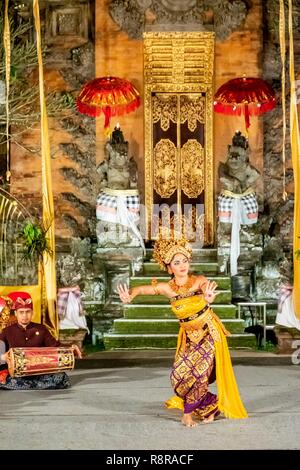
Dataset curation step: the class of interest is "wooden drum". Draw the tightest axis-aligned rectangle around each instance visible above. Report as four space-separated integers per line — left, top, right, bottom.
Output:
7 347 75 377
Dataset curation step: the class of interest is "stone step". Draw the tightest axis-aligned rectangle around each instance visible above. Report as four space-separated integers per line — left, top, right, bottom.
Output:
130 275 231 290
103 333 256 350
131 290 232 304
143 261 218 276
145 247 218 261
113 318 245 334
124 303 237 319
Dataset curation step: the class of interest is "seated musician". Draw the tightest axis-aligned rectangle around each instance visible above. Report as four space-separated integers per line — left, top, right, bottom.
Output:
0 291 82 390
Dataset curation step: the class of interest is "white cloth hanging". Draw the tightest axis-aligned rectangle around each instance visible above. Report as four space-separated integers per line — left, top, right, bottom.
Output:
218 189 258 276
57 286 89 332
96 187 145 254
276 284 300 330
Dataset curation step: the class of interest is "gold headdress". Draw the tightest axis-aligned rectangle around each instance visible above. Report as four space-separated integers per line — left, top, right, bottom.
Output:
153 235 192 271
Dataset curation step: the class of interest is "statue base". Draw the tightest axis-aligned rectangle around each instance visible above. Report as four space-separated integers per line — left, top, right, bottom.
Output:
90 247 144 339
96 228 142 249
94 246 144 283
274 326 300 355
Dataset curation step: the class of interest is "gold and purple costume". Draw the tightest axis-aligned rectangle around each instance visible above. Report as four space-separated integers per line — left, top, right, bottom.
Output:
166 291 248 420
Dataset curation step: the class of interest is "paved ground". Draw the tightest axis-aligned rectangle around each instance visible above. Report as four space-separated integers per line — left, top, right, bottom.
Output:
77 349 296 368
0 361 299 450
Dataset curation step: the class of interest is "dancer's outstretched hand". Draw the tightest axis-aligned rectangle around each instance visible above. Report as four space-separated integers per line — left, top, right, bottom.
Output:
117 284 132 303
204 280 217 302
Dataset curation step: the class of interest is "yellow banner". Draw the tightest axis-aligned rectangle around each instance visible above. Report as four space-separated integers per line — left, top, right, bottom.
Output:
288 0 300 319
32 0 58 337
279 0 287 199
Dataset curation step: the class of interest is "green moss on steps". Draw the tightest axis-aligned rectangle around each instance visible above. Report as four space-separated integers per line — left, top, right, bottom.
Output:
103 333 256 350
113 318 245 334
131 290 231 305
124 304 237 319
143 262 218 275
130 276 231 290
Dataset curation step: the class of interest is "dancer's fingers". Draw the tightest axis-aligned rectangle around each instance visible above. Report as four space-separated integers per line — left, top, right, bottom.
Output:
117 285 122 294
117 284 124 294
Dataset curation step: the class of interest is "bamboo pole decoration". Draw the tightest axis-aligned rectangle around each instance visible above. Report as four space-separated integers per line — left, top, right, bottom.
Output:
32 0 58 338
279 0 287 201
3 0 11 182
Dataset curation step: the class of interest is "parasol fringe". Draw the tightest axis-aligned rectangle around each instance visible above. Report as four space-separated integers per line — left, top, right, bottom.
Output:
77 96 141 119
214 100 276 117
76 100 102 117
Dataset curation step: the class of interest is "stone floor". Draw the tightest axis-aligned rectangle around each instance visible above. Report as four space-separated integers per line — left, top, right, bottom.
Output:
0 362 299 450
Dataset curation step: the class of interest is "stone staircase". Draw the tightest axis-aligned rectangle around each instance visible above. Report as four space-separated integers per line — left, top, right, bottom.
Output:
103 248 256 349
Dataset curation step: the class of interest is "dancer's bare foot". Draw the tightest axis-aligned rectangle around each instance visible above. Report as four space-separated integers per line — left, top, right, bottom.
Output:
181 413 198 427
203 411 217 424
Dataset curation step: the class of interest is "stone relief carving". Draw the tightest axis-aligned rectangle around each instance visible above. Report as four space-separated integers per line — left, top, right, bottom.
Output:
109 0 145 39
206 0 248 41
109 0 248 40
150 0 204 25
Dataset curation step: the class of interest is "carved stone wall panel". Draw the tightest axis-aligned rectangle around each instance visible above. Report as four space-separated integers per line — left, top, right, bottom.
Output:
46 1 90 47
8 1 96 239
109 0 248 41
181 140 204 199
153 139 177 198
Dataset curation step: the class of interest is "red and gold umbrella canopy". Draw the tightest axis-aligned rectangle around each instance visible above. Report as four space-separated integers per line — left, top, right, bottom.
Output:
76 76 141 134
214 77 276 129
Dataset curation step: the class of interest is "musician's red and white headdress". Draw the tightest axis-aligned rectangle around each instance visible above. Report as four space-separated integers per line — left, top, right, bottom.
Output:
7 291 33 311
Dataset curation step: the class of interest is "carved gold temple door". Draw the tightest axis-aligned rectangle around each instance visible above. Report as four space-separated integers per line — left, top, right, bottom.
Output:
144 32 214 245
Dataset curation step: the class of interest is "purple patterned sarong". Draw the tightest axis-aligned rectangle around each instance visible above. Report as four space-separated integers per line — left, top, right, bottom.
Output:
170 333 219 419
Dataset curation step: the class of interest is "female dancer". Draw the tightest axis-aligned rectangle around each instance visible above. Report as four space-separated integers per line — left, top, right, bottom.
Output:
117 237 248 427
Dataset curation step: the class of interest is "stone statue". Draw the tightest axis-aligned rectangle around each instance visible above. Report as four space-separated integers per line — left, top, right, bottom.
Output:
219 131 261 194
217 131 262 277
96 126 144 252
97 127 138 191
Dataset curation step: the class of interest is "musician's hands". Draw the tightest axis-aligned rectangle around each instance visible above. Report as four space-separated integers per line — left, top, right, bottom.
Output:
204 281 218 303
71 344 82 359
117 284 132 303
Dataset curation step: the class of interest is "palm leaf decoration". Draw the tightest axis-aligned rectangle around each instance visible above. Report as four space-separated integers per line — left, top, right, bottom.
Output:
20 220 53 263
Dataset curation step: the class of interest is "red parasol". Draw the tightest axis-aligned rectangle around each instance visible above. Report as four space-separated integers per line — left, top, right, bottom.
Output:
214 76 276 130
76 76 141 134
